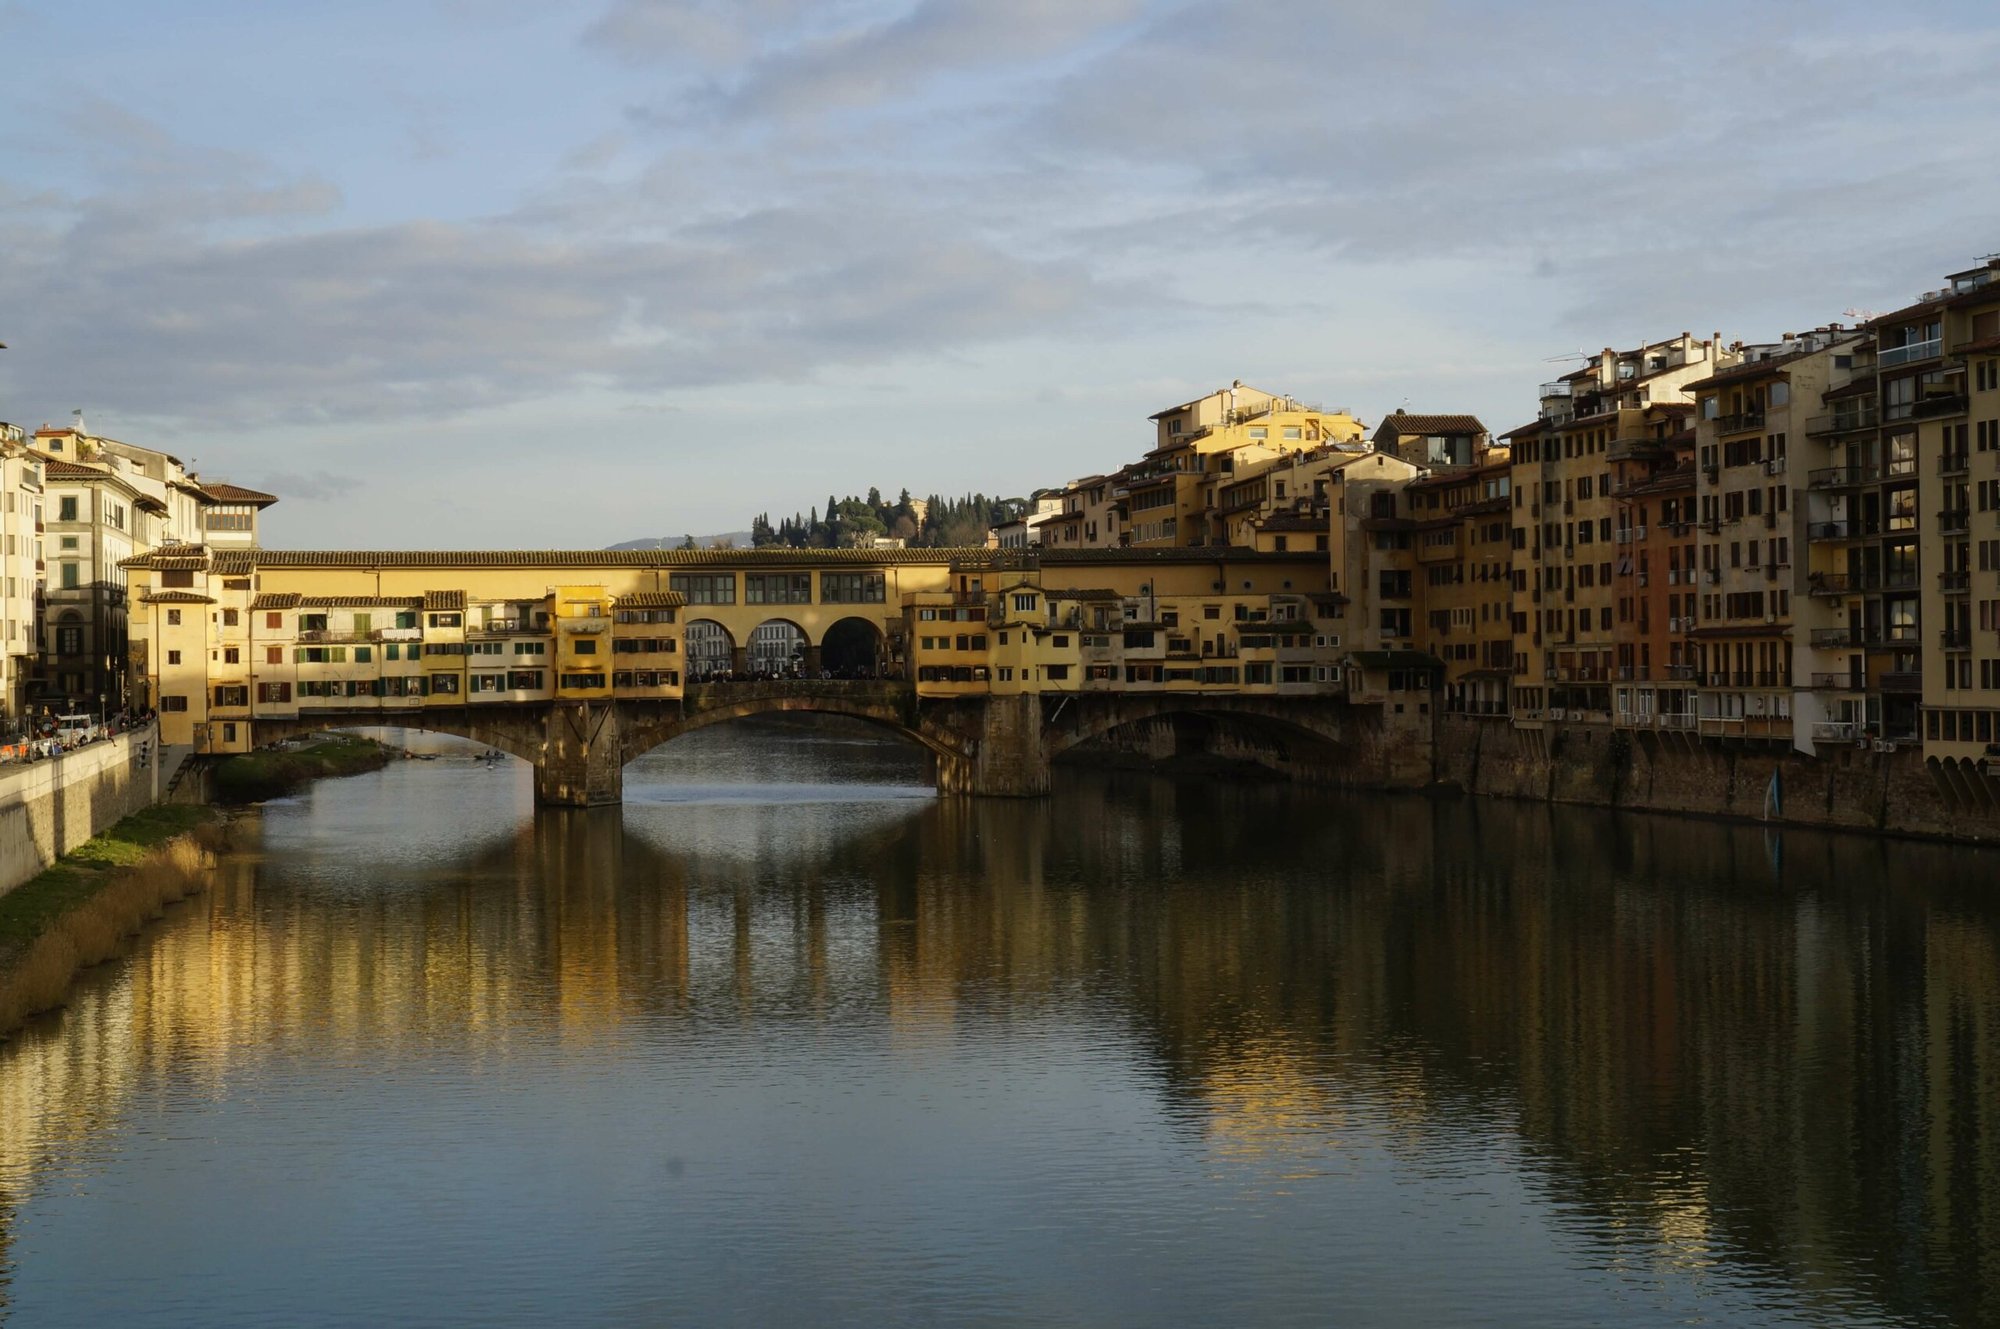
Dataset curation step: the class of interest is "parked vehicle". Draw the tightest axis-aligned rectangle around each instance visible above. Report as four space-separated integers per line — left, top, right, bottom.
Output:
54 714 103 745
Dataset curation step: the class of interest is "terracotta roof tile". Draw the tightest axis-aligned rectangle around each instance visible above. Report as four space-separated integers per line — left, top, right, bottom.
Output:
613 592 688 609
201 482 279 507
423 589 467 611
250 593 302 610
139 590 215 605
1373 412 1488 438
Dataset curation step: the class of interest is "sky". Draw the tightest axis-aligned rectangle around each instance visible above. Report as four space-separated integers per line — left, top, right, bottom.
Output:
2 0 1998 549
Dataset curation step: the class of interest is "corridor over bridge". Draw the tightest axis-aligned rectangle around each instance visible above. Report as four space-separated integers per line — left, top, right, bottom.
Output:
122 546 1435 804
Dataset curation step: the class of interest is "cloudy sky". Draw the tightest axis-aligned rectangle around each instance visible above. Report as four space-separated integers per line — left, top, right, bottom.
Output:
2 0 1997 548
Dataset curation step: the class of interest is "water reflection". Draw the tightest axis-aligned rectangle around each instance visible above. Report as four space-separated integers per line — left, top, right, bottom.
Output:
0 719 1995 1326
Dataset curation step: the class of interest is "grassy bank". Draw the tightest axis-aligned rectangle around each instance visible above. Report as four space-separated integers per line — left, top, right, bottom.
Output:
0 804 224 1038
214 733 393 803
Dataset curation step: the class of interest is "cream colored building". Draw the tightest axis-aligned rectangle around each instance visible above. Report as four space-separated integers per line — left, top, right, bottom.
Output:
30 424 275 712
0 422 43 723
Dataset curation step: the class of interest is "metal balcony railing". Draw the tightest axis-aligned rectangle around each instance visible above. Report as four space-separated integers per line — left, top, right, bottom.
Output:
1879 338 1942 368
1804 408 1879 436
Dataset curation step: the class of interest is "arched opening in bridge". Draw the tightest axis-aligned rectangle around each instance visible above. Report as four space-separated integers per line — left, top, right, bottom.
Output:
821 616 884 678
748 619 808 678
686 620 736 681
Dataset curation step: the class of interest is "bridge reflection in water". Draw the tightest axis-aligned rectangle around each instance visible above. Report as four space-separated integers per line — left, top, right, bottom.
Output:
0 729 1995 1324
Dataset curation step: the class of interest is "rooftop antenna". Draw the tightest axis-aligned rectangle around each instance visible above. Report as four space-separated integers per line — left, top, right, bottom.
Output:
1539 349 1590 362
1842 307 1883 324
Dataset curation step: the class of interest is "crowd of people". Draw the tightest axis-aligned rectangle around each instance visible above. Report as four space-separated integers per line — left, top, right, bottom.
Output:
687 663 904 685
0 707 155 765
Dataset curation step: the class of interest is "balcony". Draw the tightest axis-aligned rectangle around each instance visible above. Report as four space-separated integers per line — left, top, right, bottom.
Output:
1878 337 1943 368
1808 464 1878 488
1940 570 1970 594
1804 408 1879 437
1809 521 1863 541
1940 453 1970 477
1714 409 1767 434
1881 670 1924 692
1812 720 1859 741
559 616 613 634
1938 509 1971 535
1805 572 1853 597
297 629 382 644
1810 627 1859 648
1809 673 1862 690
1941 628 1971 650
1911 393 1969 419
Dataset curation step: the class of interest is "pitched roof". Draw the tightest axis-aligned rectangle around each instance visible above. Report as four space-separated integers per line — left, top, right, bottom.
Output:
1681 349 1815 392
250 593 302 610
200 482 279 507
37 455 107 480
212 550 256 575
1043 587 1121 601
139 590 215 605
613 592 688 608
423 589 467 611
1373 412 1487 438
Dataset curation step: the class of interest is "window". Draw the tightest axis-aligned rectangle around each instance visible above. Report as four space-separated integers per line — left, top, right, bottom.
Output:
60 562 80 589
161 695 188 712
428 612 462 628
822 573 885 604
1013 593 1038 612
744 573 812 604
429 674 460 694
266 612 283 629
222 609 239 627
514 641 545 655
59 496 78 521
166 609 181 626
257 682 291 703
266 646 283 664
670 573 737 605
223 647 240 665
573 639 597 654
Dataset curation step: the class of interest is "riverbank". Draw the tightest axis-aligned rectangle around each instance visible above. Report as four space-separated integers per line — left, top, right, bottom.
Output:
213 734 394 803
0 803 224 1039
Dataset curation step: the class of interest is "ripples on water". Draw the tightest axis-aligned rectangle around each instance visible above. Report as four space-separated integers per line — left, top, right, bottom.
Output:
1 717 1997 1327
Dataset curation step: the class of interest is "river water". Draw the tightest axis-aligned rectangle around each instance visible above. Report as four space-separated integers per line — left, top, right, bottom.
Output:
1 718 1997 1327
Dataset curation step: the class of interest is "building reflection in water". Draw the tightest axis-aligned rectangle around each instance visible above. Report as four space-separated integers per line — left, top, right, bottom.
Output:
0 728 1995 1324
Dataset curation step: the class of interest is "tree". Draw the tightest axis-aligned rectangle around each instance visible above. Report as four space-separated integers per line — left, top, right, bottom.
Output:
678 534 696 550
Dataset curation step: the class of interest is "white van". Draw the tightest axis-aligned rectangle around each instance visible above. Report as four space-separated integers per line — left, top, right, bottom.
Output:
54 714 102 745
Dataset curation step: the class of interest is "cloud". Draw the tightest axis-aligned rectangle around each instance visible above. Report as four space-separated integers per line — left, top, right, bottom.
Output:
246 469 364 502
0 125 1143 428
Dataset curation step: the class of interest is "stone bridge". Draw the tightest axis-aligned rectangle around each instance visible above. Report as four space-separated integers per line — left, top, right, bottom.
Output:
252 682 1392 806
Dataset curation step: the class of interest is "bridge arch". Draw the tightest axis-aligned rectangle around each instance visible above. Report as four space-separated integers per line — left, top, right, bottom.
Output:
821 616 885 676
249 711 548 767
685 619 736 681
746 617 810 677
1044 694 1359 765
619 683 968 768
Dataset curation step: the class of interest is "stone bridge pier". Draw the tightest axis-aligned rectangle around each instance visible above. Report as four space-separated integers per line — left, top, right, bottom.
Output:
537 700 626 807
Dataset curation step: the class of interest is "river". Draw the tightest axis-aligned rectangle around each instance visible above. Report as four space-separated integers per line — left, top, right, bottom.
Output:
0 718 1996 1327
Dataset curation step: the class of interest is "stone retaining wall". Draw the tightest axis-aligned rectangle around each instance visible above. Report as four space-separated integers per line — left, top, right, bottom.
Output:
0 724 165 897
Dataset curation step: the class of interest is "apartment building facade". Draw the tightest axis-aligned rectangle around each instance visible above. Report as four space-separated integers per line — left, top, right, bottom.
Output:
1509 334 1735 723
0 422 43 724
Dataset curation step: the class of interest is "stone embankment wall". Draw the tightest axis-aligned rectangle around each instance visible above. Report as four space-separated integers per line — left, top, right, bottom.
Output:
1059 707 1426 788
1434 716 2000 842
0 725 165 897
